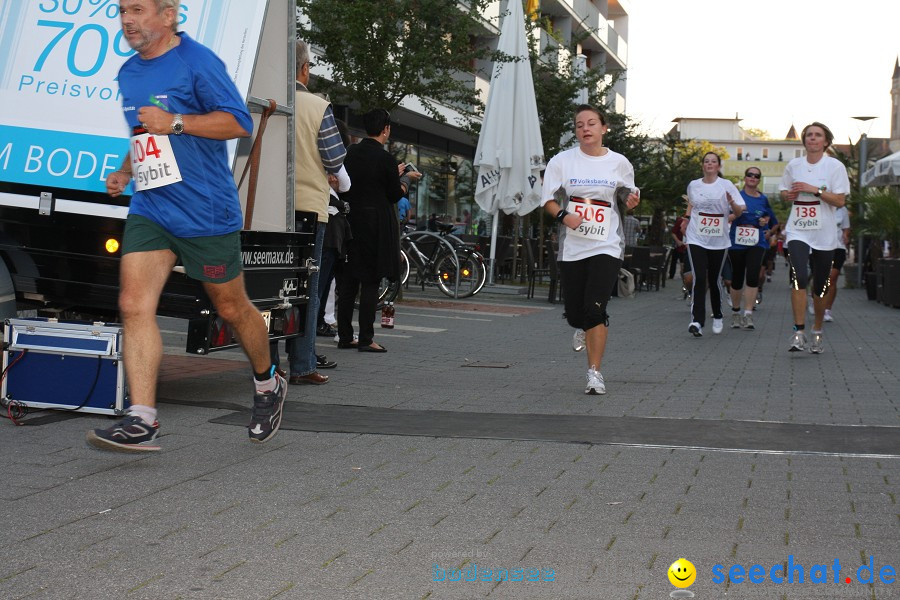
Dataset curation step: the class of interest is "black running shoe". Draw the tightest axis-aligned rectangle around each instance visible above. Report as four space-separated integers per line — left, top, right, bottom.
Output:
86 415 161 453
316 323 337 337
249 372 287 443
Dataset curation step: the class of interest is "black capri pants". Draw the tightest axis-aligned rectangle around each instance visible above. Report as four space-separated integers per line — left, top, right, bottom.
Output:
686 245 727 326
560 253 622 331
787 240 833 298
728 246 766 290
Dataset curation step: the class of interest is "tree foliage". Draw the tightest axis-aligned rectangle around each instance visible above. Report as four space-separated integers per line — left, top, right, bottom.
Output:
525 14 615 160
296 0 500 123
743 127 770 140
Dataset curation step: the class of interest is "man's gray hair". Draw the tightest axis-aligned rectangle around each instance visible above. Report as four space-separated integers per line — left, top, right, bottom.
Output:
153 0 179 32
296 40 310 74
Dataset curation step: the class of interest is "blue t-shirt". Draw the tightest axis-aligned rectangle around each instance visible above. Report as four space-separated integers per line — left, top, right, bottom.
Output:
118 33 253 237
729 190 778 250
397 197 411 221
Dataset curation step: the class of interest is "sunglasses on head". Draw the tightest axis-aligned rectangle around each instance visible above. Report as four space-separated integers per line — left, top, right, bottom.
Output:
745 172 761 179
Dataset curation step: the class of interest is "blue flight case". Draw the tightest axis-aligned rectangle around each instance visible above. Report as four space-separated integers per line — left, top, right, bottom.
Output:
2 318 128 416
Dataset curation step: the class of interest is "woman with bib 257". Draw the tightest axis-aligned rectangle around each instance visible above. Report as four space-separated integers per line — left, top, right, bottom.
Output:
727 166 777 330
778 122 849 354
541 105 640 396
684 152 745 337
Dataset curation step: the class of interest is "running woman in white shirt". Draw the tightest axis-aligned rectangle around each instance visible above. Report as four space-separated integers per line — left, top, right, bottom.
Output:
684 152 745 336
779 122 850 353
541 104 640 395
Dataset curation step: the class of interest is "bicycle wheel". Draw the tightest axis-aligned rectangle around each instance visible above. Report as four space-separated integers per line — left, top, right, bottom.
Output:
435 249 486 298
373 250 409 309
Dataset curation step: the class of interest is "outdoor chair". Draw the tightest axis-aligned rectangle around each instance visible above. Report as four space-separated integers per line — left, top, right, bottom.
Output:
525 238 551 299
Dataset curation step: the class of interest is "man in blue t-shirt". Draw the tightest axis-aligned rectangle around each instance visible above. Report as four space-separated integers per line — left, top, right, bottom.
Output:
87 0 286 453
397 196 412 225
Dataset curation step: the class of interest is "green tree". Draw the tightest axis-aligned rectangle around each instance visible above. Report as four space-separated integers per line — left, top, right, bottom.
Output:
525 13 615 160
743 127 770 140
296 0 502 123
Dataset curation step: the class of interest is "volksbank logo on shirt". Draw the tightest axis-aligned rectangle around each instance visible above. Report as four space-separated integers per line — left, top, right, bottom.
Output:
569 177 616 188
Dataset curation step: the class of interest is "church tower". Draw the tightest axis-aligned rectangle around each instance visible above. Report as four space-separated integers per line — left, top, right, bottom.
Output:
892 57 900 152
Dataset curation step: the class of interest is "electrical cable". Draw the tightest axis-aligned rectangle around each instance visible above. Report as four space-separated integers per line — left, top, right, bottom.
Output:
1 349 29 425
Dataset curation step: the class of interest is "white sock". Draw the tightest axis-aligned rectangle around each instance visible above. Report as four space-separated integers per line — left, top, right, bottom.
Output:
254 376 277 394
128 405 157 425
744 310 753 316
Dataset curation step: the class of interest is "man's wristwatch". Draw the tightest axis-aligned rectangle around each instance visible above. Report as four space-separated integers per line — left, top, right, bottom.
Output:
814 185 826 198
171 113 184 135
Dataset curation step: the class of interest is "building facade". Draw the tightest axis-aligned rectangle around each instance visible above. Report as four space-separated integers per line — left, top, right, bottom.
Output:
891 57 900 153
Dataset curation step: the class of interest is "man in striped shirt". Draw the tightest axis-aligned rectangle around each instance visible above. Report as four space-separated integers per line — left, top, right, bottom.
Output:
284 40 347 385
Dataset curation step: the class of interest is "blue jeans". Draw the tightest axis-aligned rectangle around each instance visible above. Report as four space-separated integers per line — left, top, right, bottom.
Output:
288 222 325 376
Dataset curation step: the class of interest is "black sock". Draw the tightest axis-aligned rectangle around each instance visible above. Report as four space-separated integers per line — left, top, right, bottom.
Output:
793 324 805 331
254 365 275 381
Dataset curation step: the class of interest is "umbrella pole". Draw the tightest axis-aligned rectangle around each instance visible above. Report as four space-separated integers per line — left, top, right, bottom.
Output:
488 211 499 285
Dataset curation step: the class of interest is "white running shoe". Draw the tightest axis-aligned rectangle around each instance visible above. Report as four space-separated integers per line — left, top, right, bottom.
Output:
741 313 754 330
809 331 824 354
807 299 815 315
789 330 807 352
712 318 724 334
572 328 586 352
731 313 741 328
823 310 833 322
689 322 702 337
585 367 606 395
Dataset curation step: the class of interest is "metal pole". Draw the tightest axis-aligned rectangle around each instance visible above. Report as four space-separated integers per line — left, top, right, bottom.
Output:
488 211 499 285
857 133 867 289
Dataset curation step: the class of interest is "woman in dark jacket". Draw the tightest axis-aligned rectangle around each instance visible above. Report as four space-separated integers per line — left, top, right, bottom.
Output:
337 109 418 352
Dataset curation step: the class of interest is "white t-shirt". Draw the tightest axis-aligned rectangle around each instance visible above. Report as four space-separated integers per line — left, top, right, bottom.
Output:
779 155 851 250
540 147 636 262
833 206 851 250
685 178 746 250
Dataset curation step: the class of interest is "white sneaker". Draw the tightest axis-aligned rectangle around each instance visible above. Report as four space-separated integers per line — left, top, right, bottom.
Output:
731 313 741 328
741 313 754 330
712 318 724 334
689 322 702 337
823 310 833 323
572 329 586 352
585 367 606 395
789 330 807 352
807 299 815 315
809 331 824 354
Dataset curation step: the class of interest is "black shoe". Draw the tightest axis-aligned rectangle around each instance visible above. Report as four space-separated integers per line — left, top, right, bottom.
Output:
86 415 161 453
316 324 337 337
316 354 337 369
249 372 287 443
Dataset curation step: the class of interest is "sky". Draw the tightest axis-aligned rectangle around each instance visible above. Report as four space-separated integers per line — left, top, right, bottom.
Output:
624 0 900 144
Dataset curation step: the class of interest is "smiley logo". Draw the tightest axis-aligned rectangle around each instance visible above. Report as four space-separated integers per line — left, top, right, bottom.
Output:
668 558 696 588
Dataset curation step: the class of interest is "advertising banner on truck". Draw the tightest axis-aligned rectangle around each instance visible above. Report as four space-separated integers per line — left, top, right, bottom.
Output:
0 0 267 196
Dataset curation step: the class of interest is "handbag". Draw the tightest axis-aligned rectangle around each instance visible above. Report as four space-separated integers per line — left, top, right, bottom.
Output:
618 268 635 298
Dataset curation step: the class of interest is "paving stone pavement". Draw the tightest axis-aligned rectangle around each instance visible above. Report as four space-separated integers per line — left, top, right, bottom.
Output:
0 270 898 599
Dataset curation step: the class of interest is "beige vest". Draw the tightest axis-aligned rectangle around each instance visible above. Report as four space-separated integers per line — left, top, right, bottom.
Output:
294 89 331 222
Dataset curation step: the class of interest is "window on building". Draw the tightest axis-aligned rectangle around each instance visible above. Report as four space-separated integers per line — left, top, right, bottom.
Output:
795 149 802 158
737 147 743 161
762 148 769 159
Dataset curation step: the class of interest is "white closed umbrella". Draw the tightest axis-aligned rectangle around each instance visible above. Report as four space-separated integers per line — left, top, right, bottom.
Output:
863 150 900 187
474 0 545 284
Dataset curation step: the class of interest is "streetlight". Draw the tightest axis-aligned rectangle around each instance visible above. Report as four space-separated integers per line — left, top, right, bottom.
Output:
852 116 876 289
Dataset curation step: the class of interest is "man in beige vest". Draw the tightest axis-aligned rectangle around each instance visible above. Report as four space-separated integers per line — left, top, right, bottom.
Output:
285 40 346 384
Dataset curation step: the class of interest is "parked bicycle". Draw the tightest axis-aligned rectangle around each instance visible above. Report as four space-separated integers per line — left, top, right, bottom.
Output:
375 223 487 305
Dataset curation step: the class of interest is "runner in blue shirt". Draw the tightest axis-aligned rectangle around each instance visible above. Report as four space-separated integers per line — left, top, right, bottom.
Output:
87 0 286 452
727 167 777 329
